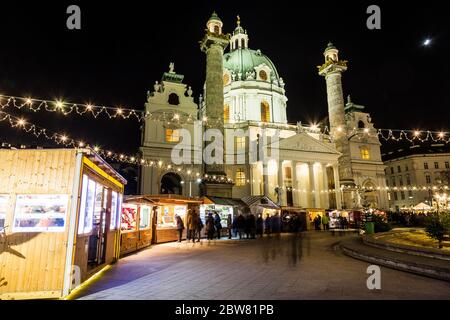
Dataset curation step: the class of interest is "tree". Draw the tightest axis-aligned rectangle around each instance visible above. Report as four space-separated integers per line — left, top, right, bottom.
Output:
425 212 450 249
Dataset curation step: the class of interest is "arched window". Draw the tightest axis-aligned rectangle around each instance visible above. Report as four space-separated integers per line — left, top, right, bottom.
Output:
260 101 270 122
358 120 365 129
241 38 245 48
259 70 268 81
214 25 220 34
224 104 230 123
235 169 245 186
235 39 239 49
168 93 179 105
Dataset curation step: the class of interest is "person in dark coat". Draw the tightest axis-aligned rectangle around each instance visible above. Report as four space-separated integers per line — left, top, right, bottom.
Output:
264 214 272 235
205 212 215 240
214 212 222 239
256 214 264 238
247 213 256 239
236 214 246 239
227 213 232 239
175 214 184 242
272 213 281 233
196 214 204 242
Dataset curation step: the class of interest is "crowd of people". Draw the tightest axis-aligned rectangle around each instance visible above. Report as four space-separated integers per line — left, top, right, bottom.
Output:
175 210 286 242
312 214 349 230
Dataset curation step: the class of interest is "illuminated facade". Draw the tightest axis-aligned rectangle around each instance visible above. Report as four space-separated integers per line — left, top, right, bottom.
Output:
140 13 388 210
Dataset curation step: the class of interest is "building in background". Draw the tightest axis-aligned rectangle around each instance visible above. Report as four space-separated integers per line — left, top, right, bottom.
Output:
383 144 450 211
140 13 388 210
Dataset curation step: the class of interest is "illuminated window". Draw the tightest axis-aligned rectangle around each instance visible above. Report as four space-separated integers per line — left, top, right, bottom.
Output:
224 104 230 123
236 169 246 186
261 101 270 122
165 129 180 142
259 70 268 81
236 136 245 149
360 147 370 160
387 193 391 201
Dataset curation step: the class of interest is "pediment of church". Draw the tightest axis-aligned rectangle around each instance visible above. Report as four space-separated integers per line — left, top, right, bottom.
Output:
272 132 341 155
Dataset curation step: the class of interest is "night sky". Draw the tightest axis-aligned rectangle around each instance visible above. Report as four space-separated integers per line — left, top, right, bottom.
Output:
0 1 448 156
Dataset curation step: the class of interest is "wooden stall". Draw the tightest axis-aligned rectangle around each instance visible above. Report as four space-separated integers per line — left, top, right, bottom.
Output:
0 148 126 299
119 196 155 256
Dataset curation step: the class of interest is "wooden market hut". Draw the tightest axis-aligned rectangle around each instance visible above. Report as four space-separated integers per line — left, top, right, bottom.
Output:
0 148 126 299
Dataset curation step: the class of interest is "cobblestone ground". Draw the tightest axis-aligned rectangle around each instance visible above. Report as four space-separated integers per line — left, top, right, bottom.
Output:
74 232 450 300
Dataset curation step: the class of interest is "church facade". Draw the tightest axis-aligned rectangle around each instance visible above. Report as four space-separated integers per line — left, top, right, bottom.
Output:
140 13 388 210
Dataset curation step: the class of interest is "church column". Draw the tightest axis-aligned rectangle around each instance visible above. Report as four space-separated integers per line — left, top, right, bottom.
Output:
278 161 285 206
308 162 316 208
333 163 343 209
249 164 254 195
291 161 299 206
322 163 330 209
263 162 269 196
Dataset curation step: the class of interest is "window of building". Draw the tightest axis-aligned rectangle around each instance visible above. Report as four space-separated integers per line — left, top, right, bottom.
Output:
393 192 398 201
224 104 230 123
241 38 245 48
214 25 220 34
168 93 180 105
284 167 292 180
235 39 239 49
405 164 409 171
358 120 365 129
390 167 394 174
446 161 450 169
260 101 270 122
236 136 245 149
397 165 401 173
236 169 246 187
424 162 428 169
400 191 405 200
426 174 431 184
386 179 389 187
399 176 403 186
406 175 411 185
259 70 268 81
165 129 180 142
360 147 370 160
387 193 391 201
434 162 439 169
408 190 413 198
391 177 396 187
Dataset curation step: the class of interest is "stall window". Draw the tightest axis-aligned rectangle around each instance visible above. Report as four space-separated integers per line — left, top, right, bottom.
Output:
0 195 8 229
110 191 121 229
12 194 68 233
139 206 151 229
78 175 96 234
157 205 187 228
121 204 138 232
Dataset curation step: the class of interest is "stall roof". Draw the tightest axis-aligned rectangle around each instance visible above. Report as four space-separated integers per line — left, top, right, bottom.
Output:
203 196 248 207
241 196 280 209
126 194 203 205
81 148 127 185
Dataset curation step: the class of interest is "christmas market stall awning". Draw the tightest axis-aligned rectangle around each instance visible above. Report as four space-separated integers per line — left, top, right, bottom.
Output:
241 196 280 210
412 202 433 211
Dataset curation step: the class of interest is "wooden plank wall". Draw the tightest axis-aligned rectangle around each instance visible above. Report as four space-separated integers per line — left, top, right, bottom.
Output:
0 149 77 299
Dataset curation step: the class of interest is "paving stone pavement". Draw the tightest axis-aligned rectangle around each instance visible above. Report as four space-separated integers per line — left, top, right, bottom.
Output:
73 232 450 300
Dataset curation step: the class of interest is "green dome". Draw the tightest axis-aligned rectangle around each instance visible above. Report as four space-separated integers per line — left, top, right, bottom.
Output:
223 48 280 81
208 11 222 22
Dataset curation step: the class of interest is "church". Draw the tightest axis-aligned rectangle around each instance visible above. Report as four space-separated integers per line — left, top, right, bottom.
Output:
140 12 388 211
